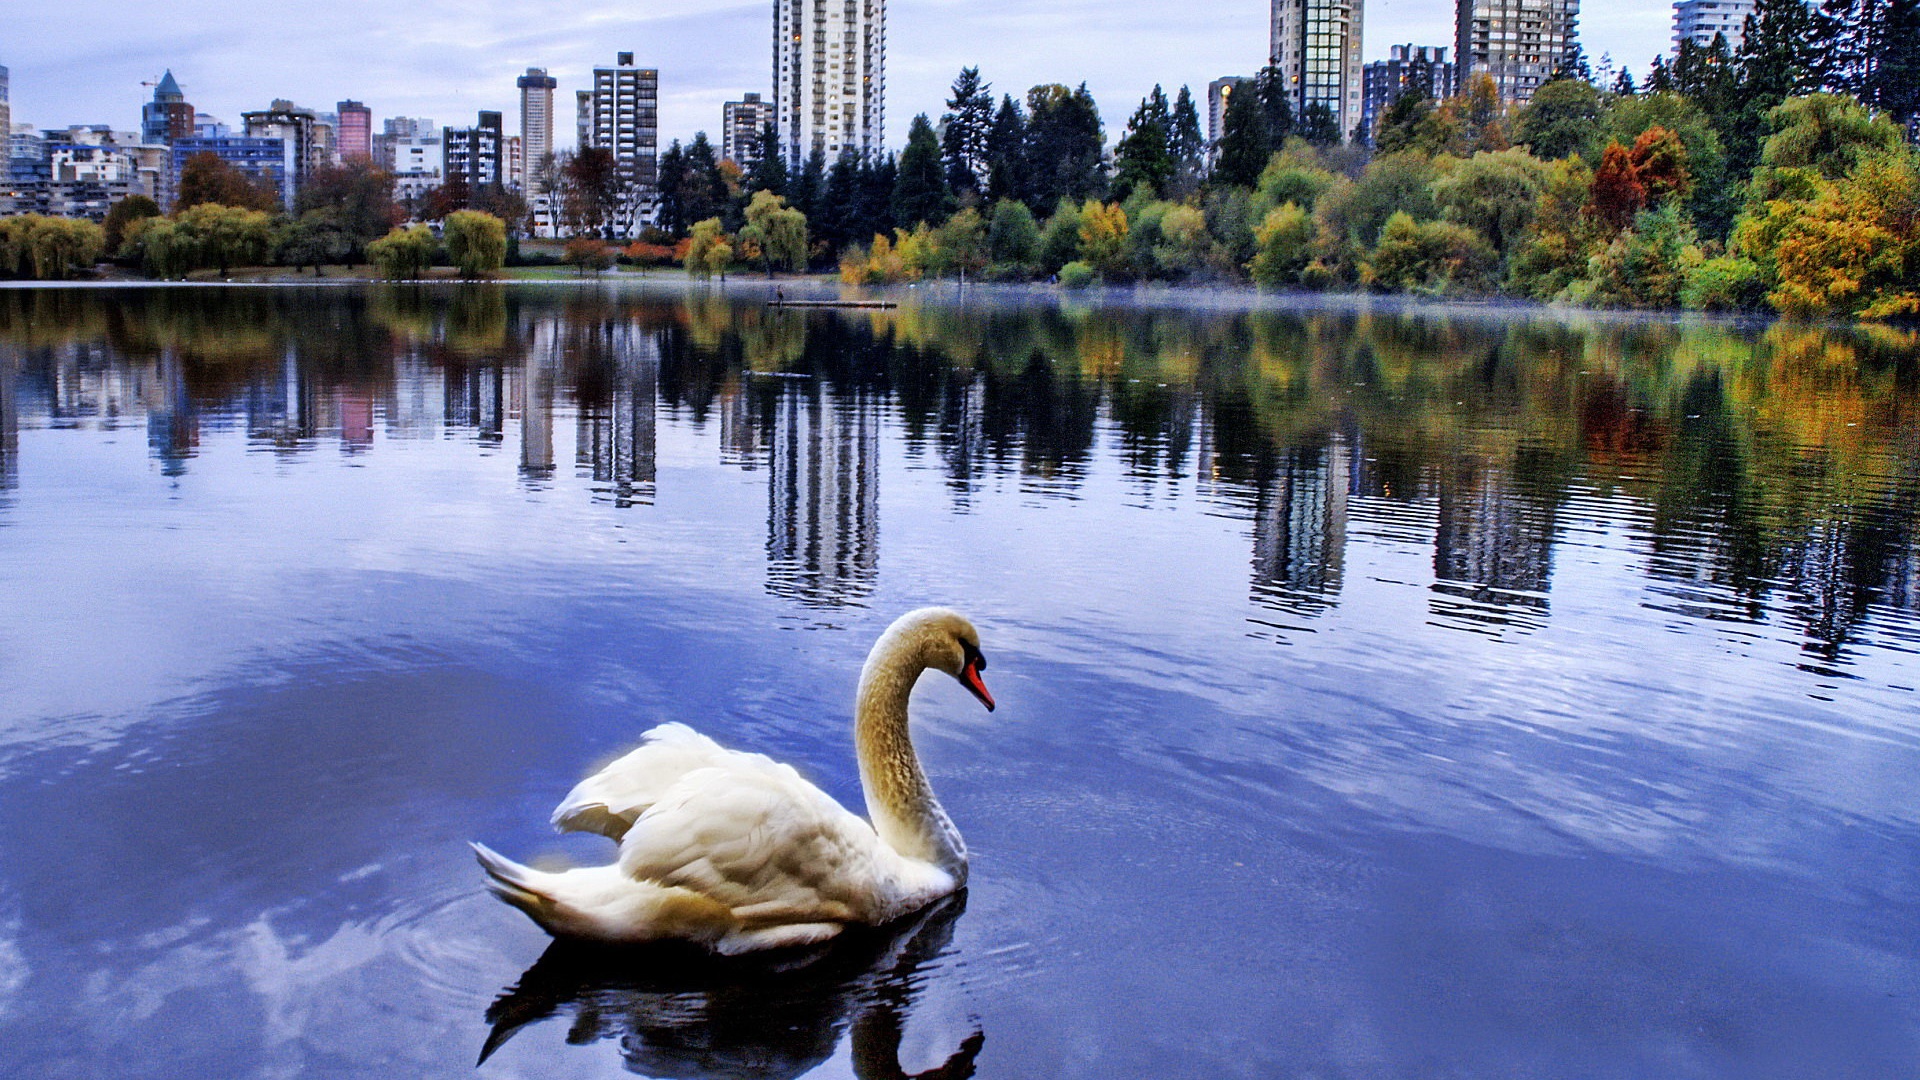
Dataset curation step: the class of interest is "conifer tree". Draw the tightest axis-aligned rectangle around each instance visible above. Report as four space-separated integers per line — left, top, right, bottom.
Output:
985 95 1029 205
1114 86 1175 197
1169 86 1206 193
941 67 995 198
1214 82 1269 187
745 124 788 198
893 114 950 227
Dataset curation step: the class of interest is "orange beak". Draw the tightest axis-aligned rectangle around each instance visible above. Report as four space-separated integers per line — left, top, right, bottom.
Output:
960 658 995 712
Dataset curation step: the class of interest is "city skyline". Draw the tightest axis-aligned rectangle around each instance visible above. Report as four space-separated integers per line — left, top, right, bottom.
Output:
11 0 1673 154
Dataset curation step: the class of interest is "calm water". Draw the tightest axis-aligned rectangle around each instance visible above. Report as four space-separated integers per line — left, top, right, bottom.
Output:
1 284 1918 1079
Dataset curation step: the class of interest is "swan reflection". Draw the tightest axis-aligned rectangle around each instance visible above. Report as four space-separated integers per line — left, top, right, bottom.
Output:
479 894 981 1079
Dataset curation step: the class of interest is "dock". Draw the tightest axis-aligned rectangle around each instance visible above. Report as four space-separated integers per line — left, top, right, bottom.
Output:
766 300 898 309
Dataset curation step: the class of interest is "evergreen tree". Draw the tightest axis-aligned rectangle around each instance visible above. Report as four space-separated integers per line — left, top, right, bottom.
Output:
1729 0 1828 175
1114 85 1175 197
820 149 863 247
893 114 951 227
862 154 899 238
1644 57 1669 94
1516 77 1603 160
1024 83 1106 207
1214 82 1270 187
1299 103 1342 147
791 149 827 224
985 94 1029 204
678 133 727 231
1822 0 1920 125
654 141 689 235
1169 86 1206 193
745 123 788 198
1374 90 1434 154
1253 65 1295 147
940 67 995 199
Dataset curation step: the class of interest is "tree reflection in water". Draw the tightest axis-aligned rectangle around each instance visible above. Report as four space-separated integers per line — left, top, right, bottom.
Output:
479 895 981 1080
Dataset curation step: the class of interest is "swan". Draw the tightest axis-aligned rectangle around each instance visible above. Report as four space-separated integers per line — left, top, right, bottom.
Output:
472 607 995 954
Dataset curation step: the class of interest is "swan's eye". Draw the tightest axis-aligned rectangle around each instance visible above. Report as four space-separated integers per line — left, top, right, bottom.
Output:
964 643 986 671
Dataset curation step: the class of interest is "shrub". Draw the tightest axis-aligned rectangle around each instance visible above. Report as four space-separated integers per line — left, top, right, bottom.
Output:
1248 203 1314 287
1367 211 1498 294
562 238 616 274
1057 260 1096 288
1681 255 1768 311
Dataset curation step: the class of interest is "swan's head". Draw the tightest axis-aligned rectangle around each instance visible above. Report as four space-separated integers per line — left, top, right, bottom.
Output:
881 607 995 712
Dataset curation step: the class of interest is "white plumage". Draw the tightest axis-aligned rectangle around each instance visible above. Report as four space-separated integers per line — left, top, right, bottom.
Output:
474 608 996 954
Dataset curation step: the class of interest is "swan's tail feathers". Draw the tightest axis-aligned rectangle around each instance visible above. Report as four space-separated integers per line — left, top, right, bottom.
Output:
471 842 561 927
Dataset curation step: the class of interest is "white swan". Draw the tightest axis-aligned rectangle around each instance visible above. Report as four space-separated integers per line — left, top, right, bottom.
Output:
473 607 995 954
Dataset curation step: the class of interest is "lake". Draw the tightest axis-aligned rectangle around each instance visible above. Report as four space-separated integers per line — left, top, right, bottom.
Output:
1 282 1917 1079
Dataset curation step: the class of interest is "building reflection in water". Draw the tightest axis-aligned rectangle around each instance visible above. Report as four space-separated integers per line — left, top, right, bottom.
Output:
145 352 198 477
1432 453 1559 632
519 321 556 484
246 346 318 452
572 322 658 509
0 352 17 508
1250 435 1352 617
766 380 880 608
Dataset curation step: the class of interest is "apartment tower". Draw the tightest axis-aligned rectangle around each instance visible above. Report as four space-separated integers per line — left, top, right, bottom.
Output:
1455 0 1581 105
517 67 557 189
587 52 659 231
773 0 887 167
335 100 372 160
1 65 13 148
142 72 195 145
723 92 776 166
1673 0 1755 50
1271 0 1365 142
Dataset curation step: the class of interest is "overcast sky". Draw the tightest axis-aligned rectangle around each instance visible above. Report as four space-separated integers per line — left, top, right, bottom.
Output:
5 0 1673 149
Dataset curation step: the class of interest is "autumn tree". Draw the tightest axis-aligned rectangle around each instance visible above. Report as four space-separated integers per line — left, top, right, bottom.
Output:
1587 142 1648 233
739 190 809 274
443 210 506 277
175 152 280 213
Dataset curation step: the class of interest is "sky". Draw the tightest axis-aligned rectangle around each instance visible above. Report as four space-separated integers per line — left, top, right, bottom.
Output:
5 0 1674 150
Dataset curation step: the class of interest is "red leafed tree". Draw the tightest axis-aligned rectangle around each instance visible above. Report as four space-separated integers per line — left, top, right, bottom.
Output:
1629 125 1692 207
1587 142 1647 232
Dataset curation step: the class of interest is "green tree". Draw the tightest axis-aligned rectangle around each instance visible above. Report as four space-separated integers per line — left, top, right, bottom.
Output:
745 124 789 198
1213 85 1269 188
366 224 435 279
932 207 990 279
295 159 400 256
683 217 733 280
739 190 809 274
1367 211 1498 294
1036 197 1084 273
1024 83 1106 207
444 210 507 277
1114 85 1175 198
1153 203 1212 278
1432 147 1552 259
1373 91 1433 155
941 67 995 198
1168 86 1207 195
1248 202 1313 286
275 209 353 274
985 94 1029 204
986 198 1040 275
1297 103 1341 147
103 195 161 258
176 202 272 274
0 216 106 280
893 114 951 227
1515 77 1603 161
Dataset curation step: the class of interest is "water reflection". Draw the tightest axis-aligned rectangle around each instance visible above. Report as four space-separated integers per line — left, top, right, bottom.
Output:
1 287 1917 665
480 895 980 1079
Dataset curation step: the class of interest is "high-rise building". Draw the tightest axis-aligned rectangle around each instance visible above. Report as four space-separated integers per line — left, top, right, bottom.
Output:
1361 44 1455 143
1206 76 1251 151
1 65 13 149
381 120 440 206
576 90 592 152
335 100 372 160
722 92 775 166
142 71 195 145
516 67 557 189
1271 0 1365 142
1455 0 1580 105
165 136 292 211
586 53 659 231
443 110 503 190
242 100 332 190
1673 0 1754 50
773 0 887 167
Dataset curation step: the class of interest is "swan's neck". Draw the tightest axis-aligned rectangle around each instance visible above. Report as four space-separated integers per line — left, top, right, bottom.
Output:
855 648 967 882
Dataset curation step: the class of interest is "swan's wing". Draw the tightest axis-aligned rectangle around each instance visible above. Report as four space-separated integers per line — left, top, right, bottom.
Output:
614 757 931 926
551 723 737 840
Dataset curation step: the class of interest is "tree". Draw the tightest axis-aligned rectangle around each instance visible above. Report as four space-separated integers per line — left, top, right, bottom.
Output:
932 207 990 279
0 216 105 280
1298 103 1341 147
563 147 624 238
1114 86 1175 197
745 124 789 198
893 114 951 227
1249 202 1313 286
985 95 1029 204
1024 83 1106 208
1431 147 1552 258
1755 148 1920 318
739 190 809 274
683 217 733 279
1515 77 1603 160
1822 0 1920 124
1169 86 1207 195
176 202 271 274
1076 199 1130 278
1367 211 1498 294
295 159 400 255
1253 65 1295 146
562 237 616 274
444 210 507 277
1373 91 1433 155
1213 85 1270 188
791 149 827 224
1628 125 1693 206
366 224 435 279
1587 142 1647 232
987 198 1040 273
175 152 280 213
422 170 472 221
1727 0 1827 175
275 209 353 274
102 195 160 257
941 67 995 198
679 133 729 231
